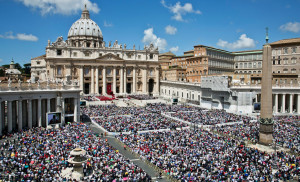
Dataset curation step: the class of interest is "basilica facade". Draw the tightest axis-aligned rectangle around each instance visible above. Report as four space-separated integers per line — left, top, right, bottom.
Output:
31 6 160 96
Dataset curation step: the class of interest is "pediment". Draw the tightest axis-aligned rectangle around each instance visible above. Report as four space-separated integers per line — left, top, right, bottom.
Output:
96 53 123 61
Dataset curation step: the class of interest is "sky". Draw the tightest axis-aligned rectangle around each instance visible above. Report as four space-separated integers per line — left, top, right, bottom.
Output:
0 0 300 66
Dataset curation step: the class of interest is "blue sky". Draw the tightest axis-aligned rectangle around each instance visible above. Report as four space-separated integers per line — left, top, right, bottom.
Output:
0 0 300 65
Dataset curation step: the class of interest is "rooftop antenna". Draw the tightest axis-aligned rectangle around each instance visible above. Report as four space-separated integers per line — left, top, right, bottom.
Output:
265 27 269 44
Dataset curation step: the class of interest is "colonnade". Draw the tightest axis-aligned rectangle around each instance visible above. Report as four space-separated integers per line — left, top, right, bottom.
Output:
255 93 300 113
0 94 80 136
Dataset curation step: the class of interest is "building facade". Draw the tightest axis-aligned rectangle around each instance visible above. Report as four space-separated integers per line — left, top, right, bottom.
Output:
32 6 160 96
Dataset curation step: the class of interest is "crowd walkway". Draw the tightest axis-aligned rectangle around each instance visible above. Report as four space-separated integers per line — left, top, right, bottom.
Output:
89 123 171 182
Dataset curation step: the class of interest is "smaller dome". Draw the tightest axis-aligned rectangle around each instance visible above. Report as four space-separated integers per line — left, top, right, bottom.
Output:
68 6 103 39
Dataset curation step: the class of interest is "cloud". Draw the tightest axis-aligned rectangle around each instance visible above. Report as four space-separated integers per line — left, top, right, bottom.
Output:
217 34 256 50
17 0 100 15
0 59 2 63
104 21 113 27
165 25 177 35
0 32 38 42
280 22 300 33
142 28 167 51
170 46 179 52
161 0 201 21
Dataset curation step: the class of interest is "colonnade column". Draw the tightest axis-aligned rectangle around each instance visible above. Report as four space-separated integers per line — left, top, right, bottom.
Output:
38 98 42 127
120 67 124 94
282 94 286 113
95 67 99 94
133 67 136 93
7 101 12 133
289 94 293 113
1 102 4 134
61 98 65 125
0 102 2 136
155 67 160 94
297 94 300 114
47 98 51 114
28 100 32 129
102 66 106 95
18 100 22 131
124 68 127 94
91 66 94 94
113 67 116 94
74 97 78 122
79 66 84 92
22 101 27 128
274 94 278 113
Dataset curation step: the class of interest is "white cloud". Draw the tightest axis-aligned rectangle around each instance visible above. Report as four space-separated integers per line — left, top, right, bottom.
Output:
170 46 179 52
161 0 201 21
280 22 300 33
0 32 38 42
165 25 177 35
104 21 113 27
142 28 167 51
17 0 100 15
217 34 256 50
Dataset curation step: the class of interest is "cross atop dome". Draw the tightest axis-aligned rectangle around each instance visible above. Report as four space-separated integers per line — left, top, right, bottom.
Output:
81 4 90 19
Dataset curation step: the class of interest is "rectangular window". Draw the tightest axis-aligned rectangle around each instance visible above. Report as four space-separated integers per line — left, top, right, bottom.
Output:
150 54 153 59
84 52 90 57
292 47 296 53
73 52 77 57
57 66 62 75
57 49 62 56
138 55 141 59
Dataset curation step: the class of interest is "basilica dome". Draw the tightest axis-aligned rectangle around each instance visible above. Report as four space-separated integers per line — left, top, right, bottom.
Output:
68 6 103 40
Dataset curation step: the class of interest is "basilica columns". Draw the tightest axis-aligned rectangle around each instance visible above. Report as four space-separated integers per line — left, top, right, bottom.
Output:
113 67 117 94
91 66 95 94
79 66 84 92
133 67 136 93
124 68 127 94
102 66 106 95
142 68 147 93
120 67 124 94
95 67 99 94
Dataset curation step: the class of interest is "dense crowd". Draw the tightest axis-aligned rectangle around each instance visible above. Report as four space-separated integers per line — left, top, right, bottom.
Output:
213 116 300 154
81 105 187 132
118 129 300 181
82 96 98 101
0 123 151 181
128 95 157 100
94 113 187 132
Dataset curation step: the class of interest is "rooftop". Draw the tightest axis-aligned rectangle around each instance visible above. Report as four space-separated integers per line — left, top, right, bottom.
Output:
270 37 300 45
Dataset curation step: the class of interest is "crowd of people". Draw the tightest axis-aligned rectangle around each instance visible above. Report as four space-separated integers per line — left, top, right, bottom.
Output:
0 123 151 181
81 105 187 132
118 129 300 181
128 95 157 100
82 96 99 101
212 116 300 154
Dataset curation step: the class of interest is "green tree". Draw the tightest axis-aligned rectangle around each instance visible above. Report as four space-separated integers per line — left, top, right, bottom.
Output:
23 63 31 75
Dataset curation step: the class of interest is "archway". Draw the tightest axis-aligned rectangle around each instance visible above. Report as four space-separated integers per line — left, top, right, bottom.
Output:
126 83 131 94
148 79 154 94
84 83 90 94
